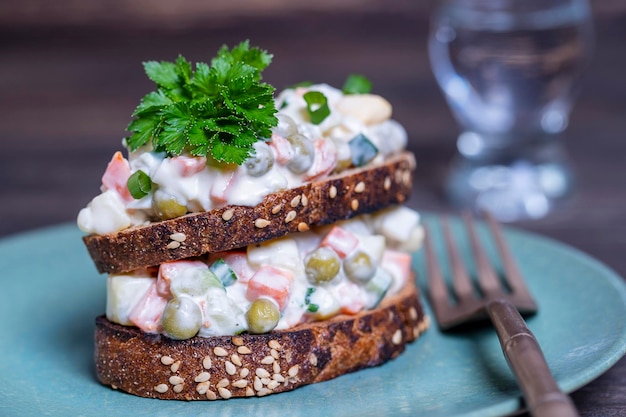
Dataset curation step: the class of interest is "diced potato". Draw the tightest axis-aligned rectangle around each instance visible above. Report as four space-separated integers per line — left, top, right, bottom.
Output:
247 236 301 273
106 274 154 326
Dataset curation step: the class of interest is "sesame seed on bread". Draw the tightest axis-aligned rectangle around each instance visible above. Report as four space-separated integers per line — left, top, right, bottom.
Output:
94 277 428 400
83 151 416 275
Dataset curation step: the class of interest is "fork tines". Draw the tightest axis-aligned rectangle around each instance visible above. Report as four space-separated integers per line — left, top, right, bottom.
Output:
424 211 538 330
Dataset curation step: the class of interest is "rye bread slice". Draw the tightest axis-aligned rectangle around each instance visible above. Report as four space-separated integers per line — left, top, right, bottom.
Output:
94 277 428 400
84 151 416 274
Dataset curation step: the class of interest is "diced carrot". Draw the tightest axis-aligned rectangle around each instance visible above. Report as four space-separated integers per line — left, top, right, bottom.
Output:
156 260 207 297
101 151 132 202
129 282 168 333
246 266 293 310
336 281 365 315
208 250 255 283
170 155 207 177
210 170 236 205
381 249 412 288
269 133 292 165
320 226 359 259
303 138 337 181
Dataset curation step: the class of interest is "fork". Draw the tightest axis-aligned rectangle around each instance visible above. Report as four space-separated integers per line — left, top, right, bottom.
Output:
423 212 579 417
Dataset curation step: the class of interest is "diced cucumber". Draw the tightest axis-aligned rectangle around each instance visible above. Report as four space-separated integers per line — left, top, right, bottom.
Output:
364 268 393 309
210 258 238 287
349 133 378 167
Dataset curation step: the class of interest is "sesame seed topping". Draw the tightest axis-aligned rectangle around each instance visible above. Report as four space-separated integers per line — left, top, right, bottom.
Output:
273 373 285 383
329 185 337 199
237 346 252 355
309 353 318 366
173 384 184 393
261 377 271 386
245 387 255 397
354 181 365 193
290 195 301 207
160 355 174 366
254 376 263 391
270 349 279 359
297 222 309 232
231 336 244 346
240 368 250 378
271 203 283 214
169 232 186 242
154 384 169 393
214 347 229 357
268 340 282 350
217 378 230 388
196 381 210 395
202 355 212 369
351 199 359 211
267 380 280 390
301 194 309 206
256 368 271 379
403 170 411 186
395 169 403 183
206 390 217 400
288 365 300 377
222 209 234 221
169 376 184 385
232 379 248 388
392 329 403 345
257 388 272 397
170 360 181 373
166 241 181 249
284 210 297 223
231 354 242 367
218 387 232 399
409 307 418 320
225 361 237 375
255 218 271 228
261 356 275 365
273 362 281 374
194 372 211 383
384 176 392 190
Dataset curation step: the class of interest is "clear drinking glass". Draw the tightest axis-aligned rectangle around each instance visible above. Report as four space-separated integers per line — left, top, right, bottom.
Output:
429 0 594 221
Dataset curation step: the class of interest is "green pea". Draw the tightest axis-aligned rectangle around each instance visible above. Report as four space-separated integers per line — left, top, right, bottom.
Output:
344 250 376 283
161 297 202 340
244 142 274 177
286 134 314 174
305 247 341 285
246 298 280 334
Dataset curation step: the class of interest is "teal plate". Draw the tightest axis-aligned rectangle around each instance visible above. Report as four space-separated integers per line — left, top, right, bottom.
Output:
1 219 626 417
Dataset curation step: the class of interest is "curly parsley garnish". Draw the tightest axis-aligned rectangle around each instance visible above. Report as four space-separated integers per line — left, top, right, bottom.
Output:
125 40 278 165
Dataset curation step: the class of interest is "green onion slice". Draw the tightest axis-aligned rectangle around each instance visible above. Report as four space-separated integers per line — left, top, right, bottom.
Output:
127 169 152 199
303 91 330 125
342 74 372 95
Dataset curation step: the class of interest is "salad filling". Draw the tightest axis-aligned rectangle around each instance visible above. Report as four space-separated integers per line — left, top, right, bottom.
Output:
106 208 423 339
77 44 407 236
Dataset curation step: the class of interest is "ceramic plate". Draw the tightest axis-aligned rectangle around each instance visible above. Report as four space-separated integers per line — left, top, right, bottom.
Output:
1 219 625 417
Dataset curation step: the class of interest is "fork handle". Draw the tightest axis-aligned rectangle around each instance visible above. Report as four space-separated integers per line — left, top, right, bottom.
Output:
486 299 580 417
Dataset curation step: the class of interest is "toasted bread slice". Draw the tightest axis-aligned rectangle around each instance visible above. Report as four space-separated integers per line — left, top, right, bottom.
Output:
84 151 415 274
94 277 428 400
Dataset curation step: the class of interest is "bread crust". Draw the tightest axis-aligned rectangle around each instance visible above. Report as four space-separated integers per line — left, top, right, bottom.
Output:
83 151 416 274
94 278 428 400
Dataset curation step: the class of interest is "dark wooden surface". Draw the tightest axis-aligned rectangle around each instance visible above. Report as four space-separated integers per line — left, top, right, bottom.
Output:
1 8 625 416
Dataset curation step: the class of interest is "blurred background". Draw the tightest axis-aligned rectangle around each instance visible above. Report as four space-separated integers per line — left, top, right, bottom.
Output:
1 1 625 413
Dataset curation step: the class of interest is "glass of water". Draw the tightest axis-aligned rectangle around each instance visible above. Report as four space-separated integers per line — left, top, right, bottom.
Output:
429 0 594 221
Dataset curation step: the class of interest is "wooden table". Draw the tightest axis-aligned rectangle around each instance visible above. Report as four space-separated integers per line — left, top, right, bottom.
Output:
1 9 625 416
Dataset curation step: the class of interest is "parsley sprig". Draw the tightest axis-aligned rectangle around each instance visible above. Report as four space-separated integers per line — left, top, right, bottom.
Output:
125 41 278 165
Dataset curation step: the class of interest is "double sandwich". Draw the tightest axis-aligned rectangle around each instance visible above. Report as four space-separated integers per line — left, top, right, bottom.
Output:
78 41 428 400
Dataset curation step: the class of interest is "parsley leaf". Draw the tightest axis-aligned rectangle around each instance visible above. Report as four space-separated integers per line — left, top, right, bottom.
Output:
126 40 278 165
